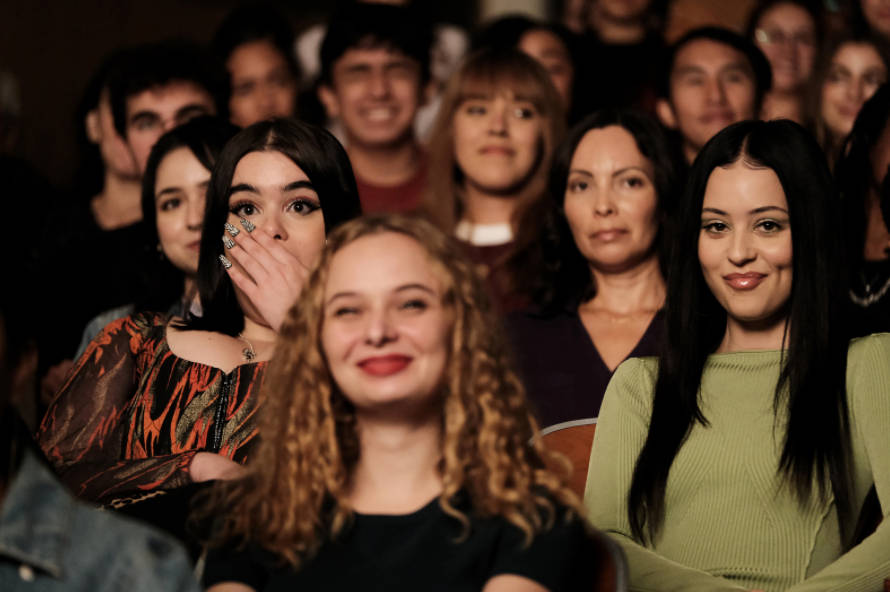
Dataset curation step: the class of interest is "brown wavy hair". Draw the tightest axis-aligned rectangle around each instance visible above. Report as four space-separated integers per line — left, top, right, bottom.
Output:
422 47 565 233
202 214 579 567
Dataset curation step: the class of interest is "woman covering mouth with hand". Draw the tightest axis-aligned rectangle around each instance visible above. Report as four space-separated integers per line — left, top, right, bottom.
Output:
585 120 890 591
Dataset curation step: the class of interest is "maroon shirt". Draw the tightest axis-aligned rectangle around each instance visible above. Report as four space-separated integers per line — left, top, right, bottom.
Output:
354 156 427 214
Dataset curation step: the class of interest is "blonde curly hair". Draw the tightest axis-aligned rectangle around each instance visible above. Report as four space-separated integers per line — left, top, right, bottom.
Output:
204 214 579 567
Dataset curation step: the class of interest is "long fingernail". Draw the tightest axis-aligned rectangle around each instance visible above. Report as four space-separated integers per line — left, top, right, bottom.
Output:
224 222 240 237
219 254 233 269
239 217 256 233
222 236 235 249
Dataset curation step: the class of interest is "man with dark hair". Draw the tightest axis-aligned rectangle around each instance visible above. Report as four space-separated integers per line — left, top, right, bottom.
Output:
317 3 433 213
108 41 228 173
655 27 772 163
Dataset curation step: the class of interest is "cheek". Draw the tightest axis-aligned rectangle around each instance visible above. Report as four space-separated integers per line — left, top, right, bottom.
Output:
563 195 589 238
286 217 327 267
155 214 182 246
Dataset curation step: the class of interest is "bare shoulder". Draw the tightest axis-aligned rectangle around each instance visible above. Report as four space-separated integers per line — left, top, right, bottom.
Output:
206 583 256 592
482 574 550 592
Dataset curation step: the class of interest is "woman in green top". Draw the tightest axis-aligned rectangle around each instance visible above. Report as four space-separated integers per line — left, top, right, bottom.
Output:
585 119 890 591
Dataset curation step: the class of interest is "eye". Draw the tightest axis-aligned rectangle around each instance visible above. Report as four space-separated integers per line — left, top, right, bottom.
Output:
288 198 321 216
622 176 646 189
702 220 729 234
399 298 428 312
464 103 487 116
567 179 588 192
512 106 536 119
756 219 785 233
230 201 257 217
158 197 182 212
332 306 360 318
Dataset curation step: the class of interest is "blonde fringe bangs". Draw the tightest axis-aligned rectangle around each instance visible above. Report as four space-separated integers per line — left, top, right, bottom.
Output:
201 215 580 567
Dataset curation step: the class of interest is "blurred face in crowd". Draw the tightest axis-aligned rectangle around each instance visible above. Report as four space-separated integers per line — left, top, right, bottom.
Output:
453 91 544 197
820 42 887 143
657 39 758 162
564 125 659 274
319 46 425 150
227 39 298 128
125 81 216 174
517 29 574 109
153 147 209 276
86 91 139 180
861 0 890 38
321 232 452 419
753 2 817 92
698 162 793 334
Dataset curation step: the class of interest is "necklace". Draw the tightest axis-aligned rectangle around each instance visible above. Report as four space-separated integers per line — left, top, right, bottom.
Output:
237 332 256 362
850 265 890 308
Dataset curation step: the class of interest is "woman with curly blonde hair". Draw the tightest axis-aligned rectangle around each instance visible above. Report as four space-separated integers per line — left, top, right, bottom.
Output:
202 214 596 592
423 47 565 312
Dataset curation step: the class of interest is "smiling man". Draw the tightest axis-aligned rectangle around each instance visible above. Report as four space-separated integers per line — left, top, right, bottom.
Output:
656 27 772 163
318 4 433 213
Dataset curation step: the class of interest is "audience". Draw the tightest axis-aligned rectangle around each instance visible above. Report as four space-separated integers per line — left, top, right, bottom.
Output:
317 3 433 213
201 214 598 591
508 109 680 432
655 27 772 163
811 32 889 167
747 0 821 122
586 120 890 591
37 119 361 545
16 2 890 587
212 3 300 128
424 47 564 313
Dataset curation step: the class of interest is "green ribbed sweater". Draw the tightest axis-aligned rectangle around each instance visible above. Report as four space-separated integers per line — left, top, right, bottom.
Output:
584 333 890 592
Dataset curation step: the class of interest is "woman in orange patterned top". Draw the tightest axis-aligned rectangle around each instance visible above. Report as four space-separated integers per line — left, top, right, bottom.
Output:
37 119 361 514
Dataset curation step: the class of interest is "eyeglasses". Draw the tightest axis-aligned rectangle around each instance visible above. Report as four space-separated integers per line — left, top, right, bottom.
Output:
755 28 816 47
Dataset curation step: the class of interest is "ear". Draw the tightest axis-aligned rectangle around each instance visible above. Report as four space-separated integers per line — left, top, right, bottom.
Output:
85 109 101 144
655 98 677 130
317 84 340 120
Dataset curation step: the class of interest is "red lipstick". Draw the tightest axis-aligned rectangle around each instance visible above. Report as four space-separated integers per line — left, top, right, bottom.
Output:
724 272 766 290
357 354 412 376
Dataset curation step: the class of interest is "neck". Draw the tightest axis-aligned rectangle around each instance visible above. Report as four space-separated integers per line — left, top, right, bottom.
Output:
349 413 442 514
461 183 519 226
682 139 700 165
584 254 665 314
240 315 278 354
347 139 421 187
718 316 788 353
91 170 142 230
590 9 647 44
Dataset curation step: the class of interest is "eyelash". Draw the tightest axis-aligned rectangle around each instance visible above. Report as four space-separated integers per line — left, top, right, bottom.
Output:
230 200 256 217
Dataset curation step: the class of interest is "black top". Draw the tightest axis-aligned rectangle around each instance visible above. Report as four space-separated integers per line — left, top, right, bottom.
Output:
36 199 149 371
506 308 663 430
847 258 890 338
203 496 596 591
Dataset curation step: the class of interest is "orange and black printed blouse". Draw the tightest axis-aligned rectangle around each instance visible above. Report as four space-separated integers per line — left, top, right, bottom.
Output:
38 312 264 505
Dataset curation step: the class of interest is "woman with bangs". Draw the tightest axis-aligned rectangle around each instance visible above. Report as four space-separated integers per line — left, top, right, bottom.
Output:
202 215 599 592
423 47 565 313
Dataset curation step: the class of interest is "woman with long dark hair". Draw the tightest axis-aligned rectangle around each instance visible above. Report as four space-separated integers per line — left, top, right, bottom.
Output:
585 120 890 591
38 119 361 514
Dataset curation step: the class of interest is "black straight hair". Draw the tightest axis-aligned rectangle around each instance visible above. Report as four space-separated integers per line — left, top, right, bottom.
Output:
137 116 240 313
182 118 362 336
108 40 230 139
836 83 890 274
627 119 853 545
534 109 682 311
319 2 433 86
659 27 773 112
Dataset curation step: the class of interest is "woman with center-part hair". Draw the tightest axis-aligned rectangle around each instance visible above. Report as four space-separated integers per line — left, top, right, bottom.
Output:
507 109 680 434
38 119 361 538
201 214 599 592
423 47 565 313
585 120 890 591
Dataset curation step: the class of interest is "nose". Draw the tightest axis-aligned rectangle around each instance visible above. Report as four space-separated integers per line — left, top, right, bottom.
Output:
727 229 757 266
706 77 729 105
487 102 507 136
592 186 616 217
368 70 390 99
262 212 288 241
364 306 397 347
186 196 203 230
849 78 867 104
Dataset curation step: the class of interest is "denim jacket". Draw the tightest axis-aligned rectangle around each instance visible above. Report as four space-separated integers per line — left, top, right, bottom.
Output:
0 449 200 592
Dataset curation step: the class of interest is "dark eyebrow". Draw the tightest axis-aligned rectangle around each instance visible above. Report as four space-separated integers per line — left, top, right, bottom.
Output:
129 110 160 124
175 103 212 122
702 207 727 215
229 183 258 196
284 180 315 192
702 206 789 215
156 187 183 198
674 65 707 77
568 169 593 177
326 291 358 306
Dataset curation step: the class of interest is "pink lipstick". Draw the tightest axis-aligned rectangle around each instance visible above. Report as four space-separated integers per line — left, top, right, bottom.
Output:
724 272 766 290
